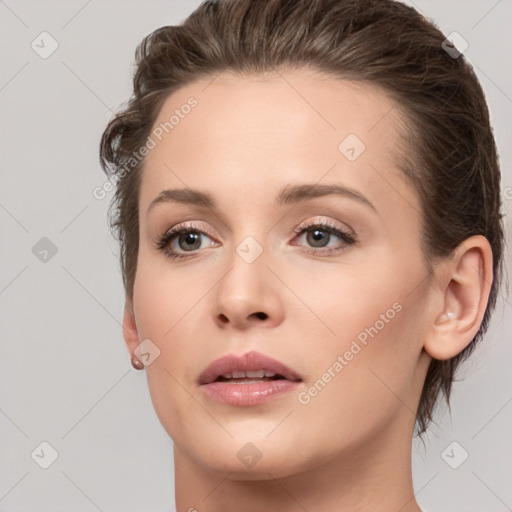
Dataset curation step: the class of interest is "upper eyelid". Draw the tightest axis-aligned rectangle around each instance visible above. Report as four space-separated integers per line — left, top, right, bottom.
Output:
148 194 376 242
294 217 353 234
164 218 353 245
168 217 349 235
152 198 365 233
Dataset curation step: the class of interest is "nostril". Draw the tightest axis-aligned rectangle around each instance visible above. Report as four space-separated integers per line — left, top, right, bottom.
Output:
218 312 267 323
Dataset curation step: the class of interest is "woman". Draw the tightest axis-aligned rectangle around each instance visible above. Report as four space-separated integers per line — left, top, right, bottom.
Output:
99 0 505 510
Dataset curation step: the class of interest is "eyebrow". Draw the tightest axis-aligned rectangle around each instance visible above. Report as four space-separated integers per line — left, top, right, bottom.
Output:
146 183 377 215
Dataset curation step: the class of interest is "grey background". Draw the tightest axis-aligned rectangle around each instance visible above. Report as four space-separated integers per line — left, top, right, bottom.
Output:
0 1 511 511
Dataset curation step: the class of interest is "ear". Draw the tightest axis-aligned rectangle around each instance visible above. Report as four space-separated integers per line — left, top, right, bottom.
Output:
122 300 140 356
424 235 493 360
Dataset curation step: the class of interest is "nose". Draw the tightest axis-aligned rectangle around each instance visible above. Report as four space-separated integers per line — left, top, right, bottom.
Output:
212 245 285 330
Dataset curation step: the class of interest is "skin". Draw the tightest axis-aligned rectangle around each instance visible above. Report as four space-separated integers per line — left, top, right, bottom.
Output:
122 67 493 512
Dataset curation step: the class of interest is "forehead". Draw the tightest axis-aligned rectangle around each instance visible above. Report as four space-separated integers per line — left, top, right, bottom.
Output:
139 68 414 217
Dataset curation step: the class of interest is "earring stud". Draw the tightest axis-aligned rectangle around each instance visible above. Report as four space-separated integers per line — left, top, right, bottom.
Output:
131 353 145 370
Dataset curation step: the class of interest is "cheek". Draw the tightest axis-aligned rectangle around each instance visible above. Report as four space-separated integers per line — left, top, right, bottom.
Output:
132 260 217 437
289 253 420 354
291 249 426 394
295 299 423 442
291 262 427 436
130 265 181 413
132 254 211 339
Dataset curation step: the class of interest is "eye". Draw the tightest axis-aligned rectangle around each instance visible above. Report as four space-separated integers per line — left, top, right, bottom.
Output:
291 219 357 255
154 219 357 261
154 222 219 260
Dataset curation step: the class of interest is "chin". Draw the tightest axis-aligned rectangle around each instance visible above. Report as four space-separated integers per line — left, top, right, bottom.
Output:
177 428 314 480
203 452 306 481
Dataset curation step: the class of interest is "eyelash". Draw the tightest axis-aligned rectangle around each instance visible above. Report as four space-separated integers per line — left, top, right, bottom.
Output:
154 220 357 261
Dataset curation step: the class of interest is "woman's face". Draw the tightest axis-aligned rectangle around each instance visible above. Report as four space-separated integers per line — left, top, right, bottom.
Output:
128 68 434 478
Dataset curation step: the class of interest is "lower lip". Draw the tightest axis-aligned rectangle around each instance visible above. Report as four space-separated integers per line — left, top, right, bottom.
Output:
201 379 301 406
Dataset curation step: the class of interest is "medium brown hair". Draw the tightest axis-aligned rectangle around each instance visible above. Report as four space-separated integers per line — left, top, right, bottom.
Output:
99 0 505 435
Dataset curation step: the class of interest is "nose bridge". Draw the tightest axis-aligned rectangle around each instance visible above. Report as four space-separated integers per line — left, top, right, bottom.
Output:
211 229 284 329
220 231 269 304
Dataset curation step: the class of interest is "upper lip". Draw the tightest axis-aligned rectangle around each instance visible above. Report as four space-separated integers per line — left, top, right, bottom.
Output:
198 350 302 385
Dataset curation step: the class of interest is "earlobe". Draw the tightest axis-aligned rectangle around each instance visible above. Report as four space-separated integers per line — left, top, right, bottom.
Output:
122 301 140 355
424 235 493 361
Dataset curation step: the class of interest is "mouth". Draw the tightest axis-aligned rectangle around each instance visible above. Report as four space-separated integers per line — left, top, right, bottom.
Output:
214 370 286 383
198 350 302 406
199 350 302 385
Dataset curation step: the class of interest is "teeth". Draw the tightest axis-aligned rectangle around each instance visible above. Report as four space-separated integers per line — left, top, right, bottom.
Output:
246 370 265 378
219 370 277 379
